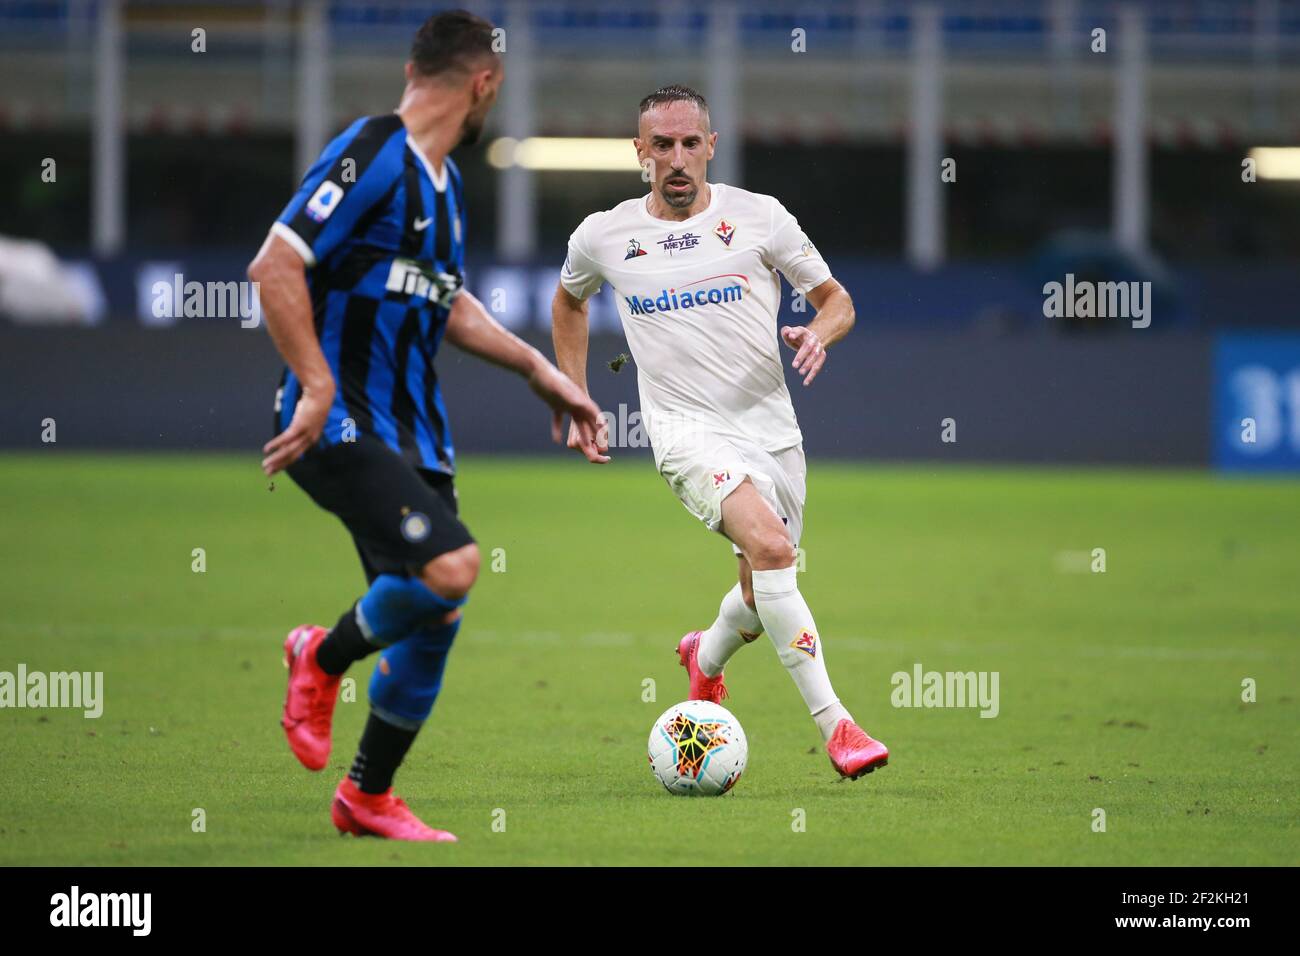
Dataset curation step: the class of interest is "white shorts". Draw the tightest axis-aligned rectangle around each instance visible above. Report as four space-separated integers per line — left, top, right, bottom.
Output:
657 433 807 552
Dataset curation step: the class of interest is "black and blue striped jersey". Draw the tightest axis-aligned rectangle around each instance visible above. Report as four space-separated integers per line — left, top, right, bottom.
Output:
272 113 466 474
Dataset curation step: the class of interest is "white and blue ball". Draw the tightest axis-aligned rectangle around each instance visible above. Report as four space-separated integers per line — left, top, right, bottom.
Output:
648 700 747 796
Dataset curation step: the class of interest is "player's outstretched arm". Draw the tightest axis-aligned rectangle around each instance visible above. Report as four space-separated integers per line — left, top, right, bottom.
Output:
780 277 856 387
551 283 610 464
248 231 336 475
444 288 604 447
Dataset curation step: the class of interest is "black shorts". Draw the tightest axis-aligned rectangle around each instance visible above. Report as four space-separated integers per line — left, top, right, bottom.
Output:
287 437 474 584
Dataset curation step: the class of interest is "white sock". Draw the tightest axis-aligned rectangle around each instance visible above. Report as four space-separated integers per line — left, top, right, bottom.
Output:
751 566 853 743
697 584 763 676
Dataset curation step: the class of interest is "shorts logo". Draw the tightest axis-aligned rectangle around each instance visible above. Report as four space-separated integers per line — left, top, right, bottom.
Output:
711 470 731 489
400 511 431 543
306 181 344 223
714 219 735 247
625 238 648 260
791 628 818 658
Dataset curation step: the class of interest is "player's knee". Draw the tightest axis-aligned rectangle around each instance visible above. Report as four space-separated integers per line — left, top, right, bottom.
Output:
749 533 796 571
419 543 480 601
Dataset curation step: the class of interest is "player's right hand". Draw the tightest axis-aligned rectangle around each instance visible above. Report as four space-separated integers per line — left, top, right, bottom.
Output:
261 382 334 475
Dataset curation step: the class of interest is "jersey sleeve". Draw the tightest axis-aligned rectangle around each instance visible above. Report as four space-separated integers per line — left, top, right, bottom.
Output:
274 117 403 268
559 217 605 300
763 198 832 295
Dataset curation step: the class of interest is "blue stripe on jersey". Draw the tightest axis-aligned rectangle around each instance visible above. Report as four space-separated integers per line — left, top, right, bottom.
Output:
279 372 300 434
271 115 467 473
318 288 350 441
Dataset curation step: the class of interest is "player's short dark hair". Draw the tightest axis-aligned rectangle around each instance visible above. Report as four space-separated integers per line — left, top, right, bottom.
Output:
639 85 709 120
410 9 498 79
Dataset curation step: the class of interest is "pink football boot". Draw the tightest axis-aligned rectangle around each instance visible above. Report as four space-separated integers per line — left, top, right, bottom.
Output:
676 630 729 704
826 719 889 779
331 778 458 842
281 624 341 771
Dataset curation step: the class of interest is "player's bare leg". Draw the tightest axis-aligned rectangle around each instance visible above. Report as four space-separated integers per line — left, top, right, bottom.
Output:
720 479 888 779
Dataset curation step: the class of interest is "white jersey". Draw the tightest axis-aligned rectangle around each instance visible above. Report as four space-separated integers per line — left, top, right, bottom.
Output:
560 183 831 465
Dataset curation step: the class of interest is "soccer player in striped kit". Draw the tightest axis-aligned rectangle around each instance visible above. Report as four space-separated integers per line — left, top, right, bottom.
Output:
248 10 601 841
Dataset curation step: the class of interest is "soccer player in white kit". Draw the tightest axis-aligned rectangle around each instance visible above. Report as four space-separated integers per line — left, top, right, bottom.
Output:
551 86 888 780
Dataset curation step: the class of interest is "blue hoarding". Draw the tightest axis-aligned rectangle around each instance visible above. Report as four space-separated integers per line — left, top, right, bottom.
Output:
1214 335 1300 473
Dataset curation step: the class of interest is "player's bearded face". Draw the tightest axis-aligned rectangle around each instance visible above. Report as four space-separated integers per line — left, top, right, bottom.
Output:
638 103 713 211
659 168 698 209
460 111 486 147
460 70 501 147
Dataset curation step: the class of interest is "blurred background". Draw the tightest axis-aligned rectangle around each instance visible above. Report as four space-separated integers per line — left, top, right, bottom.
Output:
2 0 1299 470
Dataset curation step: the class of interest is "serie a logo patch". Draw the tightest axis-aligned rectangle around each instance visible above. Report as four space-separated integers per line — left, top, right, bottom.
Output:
306 180 343 223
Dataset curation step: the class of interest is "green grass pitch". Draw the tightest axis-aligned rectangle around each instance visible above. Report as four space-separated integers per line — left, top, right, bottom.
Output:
0 453 1296 866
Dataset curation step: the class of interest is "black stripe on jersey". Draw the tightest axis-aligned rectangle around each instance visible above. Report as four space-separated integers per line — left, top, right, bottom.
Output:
288 114 403 249
273 365 289 436
433 183 451 262
337 295 380 436
400 151 425 259
390 307 423 467
321 241 394 296
423 356 451 471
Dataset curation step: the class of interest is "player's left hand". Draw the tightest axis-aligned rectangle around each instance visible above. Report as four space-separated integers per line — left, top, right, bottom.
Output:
528 362 605 449
261 380 334 476
781 325 826 386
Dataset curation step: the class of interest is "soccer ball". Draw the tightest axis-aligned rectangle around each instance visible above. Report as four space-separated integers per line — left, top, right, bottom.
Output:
648 700 748 796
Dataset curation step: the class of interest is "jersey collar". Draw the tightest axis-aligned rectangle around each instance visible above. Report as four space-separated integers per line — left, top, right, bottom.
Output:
406 134 448 193
639 182 722 227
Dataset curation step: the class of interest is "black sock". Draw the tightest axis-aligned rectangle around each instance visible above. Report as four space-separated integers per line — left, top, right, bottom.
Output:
349 711 419 794
315 603 373 675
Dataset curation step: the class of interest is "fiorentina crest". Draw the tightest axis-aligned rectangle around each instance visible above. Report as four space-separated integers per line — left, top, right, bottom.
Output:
790 628 818 658
713 218 735 246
